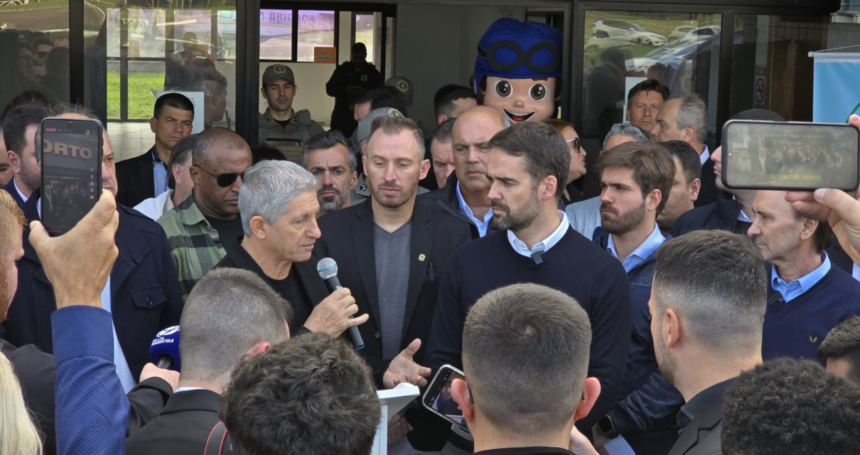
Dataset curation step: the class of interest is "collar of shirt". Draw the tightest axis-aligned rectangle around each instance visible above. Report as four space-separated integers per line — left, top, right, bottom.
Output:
507 210 568 258
853 263 860 282
677 377 737 429
14 178 28 203
771 252 831 303
732 196 752 223
456 183 493 237
700 145 710 166
607 222 666 273
176 386 205 393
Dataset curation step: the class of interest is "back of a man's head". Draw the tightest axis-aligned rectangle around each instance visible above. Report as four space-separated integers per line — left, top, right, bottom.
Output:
179 268 291 385
818 316 860 384
722 358 860 455
463 283 592 437
220 332 381 455
654 230 767 355
434 84 477 119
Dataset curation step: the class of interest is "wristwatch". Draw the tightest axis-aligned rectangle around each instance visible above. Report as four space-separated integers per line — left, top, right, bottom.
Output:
597 415 619 439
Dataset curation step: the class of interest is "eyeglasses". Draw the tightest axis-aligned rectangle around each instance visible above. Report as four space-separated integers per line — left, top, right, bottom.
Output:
566 137 581 152
194 165 244 187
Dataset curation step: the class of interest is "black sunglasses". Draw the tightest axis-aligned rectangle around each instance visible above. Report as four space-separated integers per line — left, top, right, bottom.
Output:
195 165 244 187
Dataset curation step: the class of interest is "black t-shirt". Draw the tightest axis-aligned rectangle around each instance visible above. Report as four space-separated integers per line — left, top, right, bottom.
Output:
274 118 291 128
270 271 312 333
205 216 244 253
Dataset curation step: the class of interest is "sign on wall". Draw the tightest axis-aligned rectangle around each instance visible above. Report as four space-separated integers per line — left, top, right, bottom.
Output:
754 66 767 109
314 47 337 63
812 52 860 123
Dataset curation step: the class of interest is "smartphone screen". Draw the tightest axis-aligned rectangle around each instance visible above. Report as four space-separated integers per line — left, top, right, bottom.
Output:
722 120 859 191
422 365 469 433
40 118 103 236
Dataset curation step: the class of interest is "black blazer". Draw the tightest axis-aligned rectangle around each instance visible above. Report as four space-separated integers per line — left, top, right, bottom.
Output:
0 339 173 455
125 389 222 455
116 147 157 208
1 199 184 380
215 238 330 334
695 157 723 208
313 199 472 385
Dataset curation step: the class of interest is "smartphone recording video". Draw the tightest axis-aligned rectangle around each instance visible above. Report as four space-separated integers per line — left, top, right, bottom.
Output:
40 118 103 236
422 365 469 433
722 120 859 191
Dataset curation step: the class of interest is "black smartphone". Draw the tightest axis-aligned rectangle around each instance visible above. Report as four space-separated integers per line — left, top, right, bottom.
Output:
422 364 469 434
40 118 103 236
722 120 859 191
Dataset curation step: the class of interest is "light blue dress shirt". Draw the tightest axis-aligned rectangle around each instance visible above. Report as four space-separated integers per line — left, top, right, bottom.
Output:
37 199 136 393
771 253 831 302
152 149 170 197
456 183 493 238
607 223 666 273
507 210 569 257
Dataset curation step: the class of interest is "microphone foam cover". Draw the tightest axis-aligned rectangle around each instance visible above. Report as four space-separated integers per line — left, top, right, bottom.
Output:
317 257 339 280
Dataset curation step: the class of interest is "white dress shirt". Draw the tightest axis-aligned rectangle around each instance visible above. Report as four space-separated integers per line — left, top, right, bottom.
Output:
507 210 569 258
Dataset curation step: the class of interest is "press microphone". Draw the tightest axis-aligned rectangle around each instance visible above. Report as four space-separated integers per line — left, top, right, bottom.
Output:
317 258 365 350
149 325 181 371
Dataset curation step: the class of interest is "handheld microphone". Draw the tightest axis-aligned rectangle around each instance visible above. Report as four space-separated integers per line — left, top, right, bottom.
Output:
317 258 365 350
149 325 181 371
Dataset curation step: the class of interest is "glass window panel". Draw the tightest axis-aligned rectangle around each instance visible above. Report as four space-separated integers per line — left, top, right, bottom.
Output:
730 15 860 121
582 11 721 142
260 9 293 60
0 0 70 108
356 14 375 64
297 10 335 62
107 8 121 58
127 9 167 58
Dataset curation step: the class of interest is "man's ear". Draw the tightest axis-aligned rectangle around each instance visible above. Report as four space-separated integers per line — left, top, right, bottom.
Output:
437 114 448 125
7 151 21 174
799 217 819 242
451 378 475 423
647 188 662 212
149 117 158 134
244 340 272 360
420 159 431 180
350 171 359 190
540 176 558 201
189 166 202 186
665 308 681 348
574 377 601 421
690 178 701 201
249 215 267 239
172 164 183 186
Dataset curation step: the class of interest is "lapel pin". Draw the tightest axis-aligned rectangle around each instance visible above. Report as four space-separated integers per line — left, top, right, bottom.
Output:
809 335 818 343
418 254 426 262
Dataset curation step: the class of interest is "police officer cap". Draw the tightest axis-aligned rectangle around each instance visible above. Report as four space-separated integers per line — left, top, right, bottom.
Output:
474 18 563 95
386 76 414 106
357 108 403 146
263 64 295 86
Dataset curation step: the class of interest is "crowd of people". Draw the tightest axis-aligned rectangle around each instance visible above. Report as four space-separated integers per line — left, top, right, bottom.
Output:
2 53 860 455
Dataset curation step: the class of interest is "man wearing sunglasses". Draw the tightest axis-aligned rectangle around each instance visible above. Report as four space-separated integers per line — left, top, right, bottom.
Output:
159 127 252 301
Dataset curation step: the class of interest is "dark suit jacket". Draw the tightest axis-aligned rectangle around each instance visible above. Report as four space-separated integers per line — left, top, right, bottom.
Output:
215 238 330 334
1 201 184 380
4 178 26 208
116 147 157 208
695 156 722 208
418 172 497 240
668 378 734 455
0 339 173 455
125 389 222 455
313 199 472 385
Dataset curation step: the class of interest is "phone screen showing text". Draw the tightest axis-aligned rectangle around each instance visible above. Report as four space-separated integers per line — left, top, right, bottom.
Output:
41 125 99 233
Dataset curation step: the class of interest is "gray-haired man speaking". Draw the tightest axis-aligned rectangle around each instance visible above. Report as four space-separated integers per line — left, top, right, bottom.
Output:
215 160 369 337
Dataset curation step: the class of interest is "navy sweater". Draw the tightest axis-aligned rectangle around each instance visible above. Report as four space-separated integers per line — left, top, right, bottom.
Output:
424 227 631 430
764 264 860 362
594 230 683 455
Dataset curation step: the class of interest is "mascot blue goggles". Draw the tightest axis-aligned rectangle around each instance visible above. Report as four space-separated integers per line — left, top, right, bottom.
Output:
477 40 560 75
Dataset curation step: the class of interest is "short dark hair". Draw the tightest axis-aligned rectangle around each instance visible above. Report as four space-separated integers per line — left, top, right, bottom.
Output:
654 230 767 353
487 122 569 199
32 37 53 49
3 104 53 157
659 140 702 185
810 218 834 253
192 127 248 166
250 144 286 165
369 86 408 117
352 42 367 53
431 117 456 145
1 90 51 120
596 141 676 215
220 333 381 455
45 47 69 74
722 358 860 455
463 283 591 435
433 84 476 119
627 79 670 105
180 268 290 383
301 130 356 173
818 316 860 383
153 93 194 120
167 134 196 190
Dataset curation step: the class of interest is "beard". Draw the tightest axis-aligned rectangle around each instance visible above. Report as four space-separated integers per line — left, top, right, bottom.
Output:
317 184 347 213
490 191 541 232
601 200 646 235
0 266 8 322
19 163 41 193
368 177 417 209
654 332 677 387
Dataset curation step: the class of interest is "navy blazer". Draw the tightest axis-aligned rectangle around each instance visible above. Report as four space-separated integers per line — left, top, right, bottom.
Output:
1 195 183 380
4 178 27 208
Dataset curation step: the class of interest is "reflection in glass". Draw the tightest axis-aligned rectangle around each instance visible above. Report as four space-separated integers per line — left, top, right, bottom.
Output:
260 9 294 60
297 10 335 62
582 11 721 140
356 15 375 64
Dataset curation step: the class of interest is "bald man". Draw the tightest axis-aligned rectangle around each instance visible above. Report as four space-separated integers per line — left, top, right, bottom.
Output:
418 106 511 239
3 107 183 391
159 127 252 301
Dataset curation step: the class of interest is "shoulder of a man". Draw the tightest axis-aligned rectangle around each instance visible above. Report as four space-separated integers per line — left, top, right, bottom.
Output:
317 202 362 232
671 202 717 236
